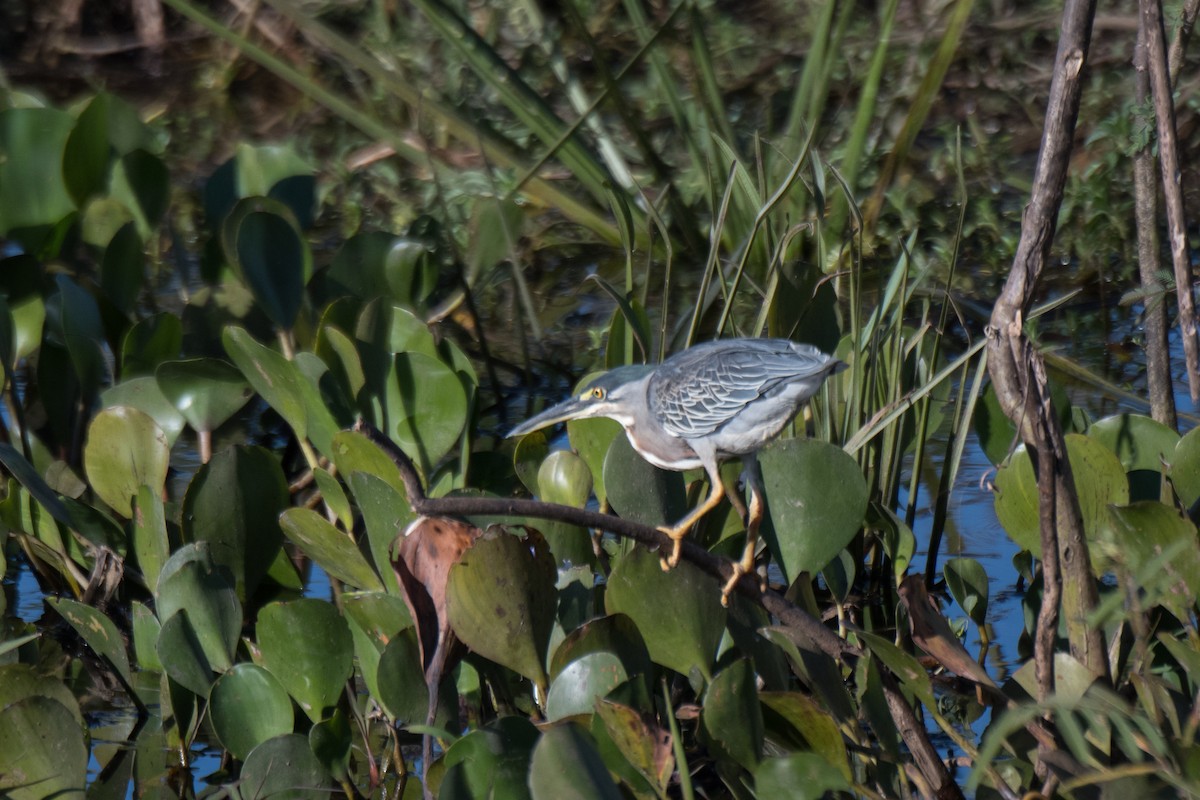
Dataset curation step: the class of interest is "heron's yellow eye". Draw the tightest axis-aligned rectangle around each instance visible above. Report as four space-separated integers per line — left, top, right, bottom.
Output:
590 387 605 400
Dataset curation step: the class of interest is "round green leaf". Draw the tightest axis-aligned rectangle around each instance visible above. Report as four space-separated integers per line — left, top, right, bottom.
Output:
759 692 852 782
0 696 87 800
701 658 762 769
156 611 217 696
1173 427 1200 510
944 557 989 627
528 723 622 800
279 507 383 592
567 417 622 507
546 652 627 722
604 547 725 683
602 434 688 528
390 352 468 474
101 376 186 448
513 431 549 496
181 445 288 602
120 311 182 378
0 664 83 727
0 254 48 362
375 627 429 725
257 599 353 723
346 471 412 595
156 543 242 676
83 405 169 517
993 434 1129 560
755 753 851 799
309 707 352 782
759 438 868 583
156 357 253 434
442 716 539 800
549 614 653 684
446 528 557 689
1088 413 1179 473
0 107 75 232
47 597 131 683
227 202 309 330
538 450 593 507
209 664 294 761
240 734 332 800
343 591 414 703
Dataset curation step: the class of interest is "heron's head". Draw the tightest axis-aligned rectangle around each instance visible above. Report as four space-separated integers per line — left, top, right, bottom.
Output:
507 365 654 437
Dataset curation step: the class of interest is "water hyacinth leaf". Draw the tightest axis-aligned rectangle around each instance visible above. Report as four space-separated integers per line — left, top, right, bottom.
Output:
759 692 852 782
156 610 216 695
343 591 413 702
466 196 523 279
1172 426 1200 510
209 663 294 762
944 557 989 627
441 716 539 800
313 467 353 530
567 416 622 507
536 449 596 567
181 445 288 602
348 471 411 595
0 255 47 362
994 435 1128 560
100 222 143 315
356 299 438 360
755 753 851 800
390 352 469 474
279 507 384 592
513 431 549 496
57 274 108 397
546 652 628 722
375 627 429 725
528 722 622 800
446 528 557 689
101 376 186 448
592 699 673 793
0 107 76 233
701 658 763 770
604 546 725 683
1088 413 1179 473
0 443 73 528
759 438 868 583
872 503 916 581
333 430 408 498
156 358 253 434
858 630 935 707
0 696 87 800
156 544 241 674
47 597 131 683
131 600 162 671
257 599 353 723
62 93 118 206
240 734 331 800
603 434 688 528
549 614 653 684
83 405 169 517
0 664 83 727
111 148 169 235
974 380 1072 467
309 707 352 782
327 232 436 306
224 199 310 331
120 311 182 378
1098 501 1200 620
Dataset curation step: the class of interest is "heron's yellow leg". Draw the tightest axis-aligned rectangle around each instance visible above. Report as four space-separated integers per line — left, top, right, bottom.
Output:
721 483 768 604
658 473 726 571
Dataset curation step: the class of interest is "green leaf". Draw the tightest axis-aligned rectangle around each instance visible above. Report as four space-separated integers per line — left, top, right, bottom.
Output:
1088 413 1179 473
100 376 186 448
446 528 557 689
536 449 596 567
759 438 868 583
513 431 550 496
528 723 622 800
347 471 412 596
100 222 144 315
240 734 332 800
1172 427 1200 510
279 507 384 592
441 717 538 800
1098 501 1200 620
546 652 628 722
375 627 431 725
83 405 169 517
156 542 242 676
343 591 413 704
111 148 169 235
389 352 469 475
309 707 352 782
227 202 310 330
0 108 76 233
994 434 1129 560
592 698 672 794
701 658 762 769
181 445 289 602
548 614 653 684
754 753 851 799
0 663 83 727
604 546 725 683
567 417 622 507
0 696 87 800
120 311 182 378
603 434 688 528
257 599 354 723
760 691 853 782
47 597 131 684
858 630 935 707
156 357 253 434
131 600 162 671
209 663 294 761
0 254 47 362
56 275 107 398
944 557 989 628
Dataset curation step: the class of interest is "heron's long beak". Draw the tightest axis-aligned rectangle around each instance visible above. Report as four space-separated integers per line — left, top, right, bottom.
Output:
507 396 593 438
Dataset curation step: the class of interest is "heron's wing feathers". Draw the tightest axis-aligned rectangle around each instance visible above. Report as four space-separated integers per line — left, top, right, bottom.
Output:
650 342 834 438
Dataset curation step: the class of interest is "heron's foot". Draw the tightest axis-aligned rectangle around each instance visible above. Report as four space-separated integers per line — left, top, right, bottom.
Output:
720 546 766 606
656 525 688 571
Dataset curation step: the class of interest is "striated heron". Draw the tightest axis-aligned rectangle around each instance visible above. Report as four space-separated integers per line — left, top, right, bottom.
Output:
508 338 847 604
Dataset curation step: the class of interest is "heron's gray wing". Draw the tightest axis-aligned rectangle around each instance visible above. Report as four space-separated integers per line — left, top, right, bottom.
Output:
649 341 833 438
